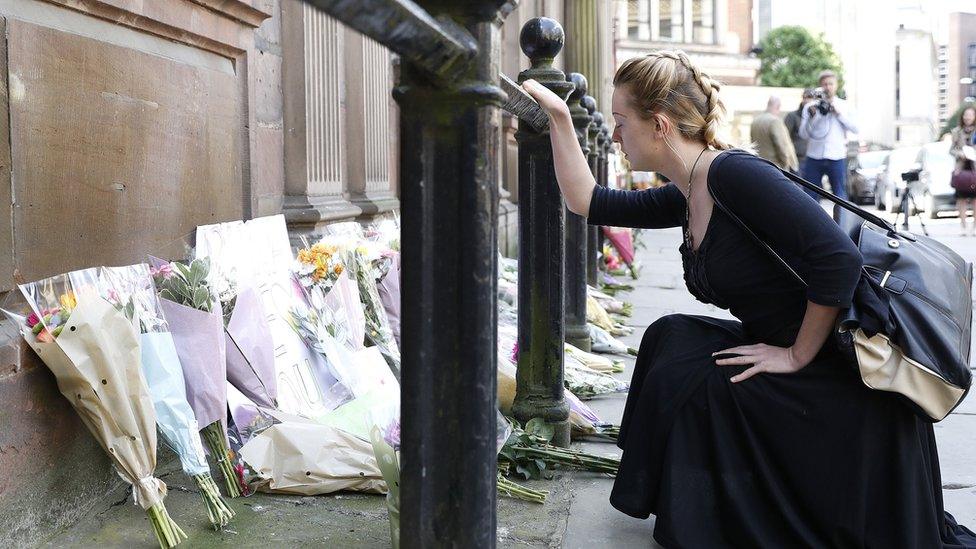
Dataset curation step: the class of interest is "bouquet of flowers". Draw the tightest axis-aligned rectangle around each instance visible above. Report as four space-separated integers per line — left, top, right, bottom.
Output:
98 264 234 529
603 226 640 279
192 226 279 411
588 323 637 356
366 217 402 349
586 295 633 338
320 226 402 378
193 215 350 423
150 256 244 498
2 271 186 547
240 409 385 495
587 286 633 318
564 354 629 399
565 343 625 374
292 241 366 353
369 417 402 549
499 418 619 480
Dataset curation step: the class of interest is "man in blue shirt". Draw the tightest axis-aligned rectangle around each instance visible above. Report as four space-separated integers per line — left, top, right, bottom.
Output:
799 70 858 201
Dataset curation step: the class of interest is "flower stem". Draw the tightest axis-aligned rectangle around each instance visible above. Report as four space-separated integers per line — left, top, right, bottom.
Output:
497 474 547 504
147 502 187 548
201 422 242 498
193 473 235 529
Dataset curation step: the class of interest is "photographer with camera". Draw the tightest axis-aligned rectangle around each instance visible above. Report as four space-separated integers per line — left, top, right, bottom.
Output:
799 70 858 202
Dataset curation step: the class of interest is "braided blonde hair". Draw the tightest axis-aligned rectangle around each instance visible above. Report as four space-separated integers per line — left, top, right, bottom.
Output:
613 50 731 150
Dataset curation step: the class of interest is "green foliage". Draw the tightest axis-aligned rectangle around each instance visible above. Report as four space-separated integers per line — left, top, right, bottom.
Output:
154 257 215 313
758 26 845 92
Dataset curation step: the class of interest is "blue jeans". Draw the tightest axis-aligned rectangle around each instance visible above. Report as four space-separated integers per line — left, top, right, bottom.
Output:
801 157 848 202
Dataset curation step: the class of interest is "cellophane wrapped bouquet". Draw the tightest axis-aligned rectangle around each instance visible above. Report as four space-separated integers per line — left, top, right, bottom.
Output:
2 270 186 547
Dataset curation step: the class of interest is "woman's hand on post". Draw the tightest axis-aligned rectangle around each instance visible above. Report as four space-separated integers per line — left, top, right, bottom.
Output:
522 79 570 120
713 344 807 383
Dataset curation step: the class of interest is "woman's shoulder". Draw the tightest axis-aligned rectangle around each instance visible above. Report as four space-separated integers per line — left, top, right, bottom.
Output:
708 149 810 204
709 149 782 182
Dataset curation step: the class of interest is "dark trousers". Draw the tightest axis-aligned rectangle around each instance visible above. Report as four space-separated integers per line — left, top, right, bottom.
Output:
801 157 847 201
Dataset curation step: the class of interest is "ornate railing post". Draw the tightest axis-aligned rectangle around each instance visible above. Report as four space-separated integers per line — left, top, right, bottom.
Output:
597 121 610 262
379 1 514 546
565 74 592 352
513 17 573 448
583 98 600 287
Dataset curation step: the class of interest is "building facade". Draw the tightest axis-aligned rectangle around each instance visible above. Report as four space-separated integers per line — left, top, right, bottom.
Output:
617 0 760 86
946 12 976 118
894 21 939 145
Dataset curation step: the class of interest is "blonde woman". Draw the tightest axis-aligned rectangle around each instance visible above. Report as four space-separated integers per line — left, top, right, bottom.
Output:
524 52 976 548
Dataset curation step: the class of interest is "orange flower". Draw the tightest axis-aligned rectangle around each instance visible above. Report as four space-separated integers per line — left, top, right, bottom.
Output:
297 248 315 264
333 264 344 275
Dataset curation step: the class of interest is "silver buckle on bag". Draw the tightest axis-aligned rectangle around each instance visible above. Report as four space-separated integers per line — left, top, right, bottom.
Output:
880 271 892 288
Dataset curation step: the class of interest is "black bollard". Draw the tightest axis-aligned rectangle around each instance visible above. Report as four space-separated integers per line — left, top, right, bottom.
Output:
565 75 592 352
392 2 514 546
597 123 611 270
513 17 573 448
583 99 601 288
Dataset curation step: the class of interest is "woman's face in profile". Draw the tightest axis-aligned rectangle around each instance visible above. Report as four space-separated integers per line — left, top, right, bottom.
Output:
611 86 663 172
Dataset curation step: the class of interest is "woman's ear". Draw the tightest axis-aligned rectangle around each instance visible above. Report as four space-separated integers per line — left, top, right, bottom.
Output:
652 113 671 138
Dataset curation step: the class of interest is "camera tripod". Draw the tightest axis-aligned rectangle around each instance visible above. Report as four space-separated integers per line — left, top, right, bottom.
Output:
893 187 929 236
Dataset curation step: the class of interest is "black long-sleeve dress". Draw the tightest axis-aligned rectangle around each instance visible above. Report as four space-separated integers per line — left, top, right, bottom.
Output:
588 150 976 548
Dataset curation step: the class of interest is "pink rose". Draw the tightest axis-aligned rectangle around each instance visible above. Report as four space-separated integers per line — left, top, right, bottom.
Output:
26 312 39 328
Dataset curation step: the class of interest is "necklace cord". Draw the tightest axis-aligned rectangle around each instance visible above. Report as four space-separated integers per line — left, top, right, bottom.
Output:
684 147 708 250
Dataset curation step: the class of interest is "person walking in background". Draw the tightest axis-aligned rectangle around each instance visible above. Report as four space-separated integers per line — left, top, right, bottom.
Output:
750 96 798 171
950 105 976 169
952 146 976 236
784 89 815 170
800 71 857 201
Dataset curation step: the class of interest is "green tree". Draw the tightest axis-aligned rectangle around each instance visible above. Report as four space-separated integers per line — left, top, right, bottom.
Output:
758 26 845 93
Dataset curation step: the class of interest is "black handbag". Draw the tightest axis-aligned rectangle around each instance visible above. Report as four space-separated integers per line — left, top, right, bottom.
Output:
708 155 973 421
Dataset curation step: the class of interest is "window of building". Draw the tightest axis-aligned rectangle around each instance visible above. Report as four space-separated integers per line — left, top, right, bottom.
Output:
968 43 976 68
627 1 642 39
659 0 683 41
692 0 714 44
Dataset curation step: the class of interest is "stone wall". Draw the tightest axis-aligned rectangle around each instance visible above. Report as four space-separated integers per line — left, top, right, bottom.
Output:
0 0 279 544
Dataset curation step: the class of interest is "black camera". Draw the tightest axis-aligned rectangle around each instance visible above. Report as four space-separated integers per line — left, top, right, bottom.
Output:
811 87 831 115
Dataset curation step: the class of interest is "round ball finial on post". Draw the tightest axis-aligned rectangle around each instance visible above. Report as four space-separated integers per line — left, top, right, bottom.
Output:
581 95 597 116
517 18 574 136
568 73 588 104
519 17 565 68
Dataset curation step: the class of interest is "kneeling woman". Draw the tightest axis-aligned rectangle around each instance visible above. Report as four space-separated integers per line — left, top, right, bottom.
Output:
523 52 976 548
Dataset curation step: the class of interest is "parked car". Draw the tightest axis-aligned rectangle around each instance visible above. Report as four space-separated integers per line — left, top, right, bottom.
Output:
875 145 922 213
914 141 958 218
848 150 890 205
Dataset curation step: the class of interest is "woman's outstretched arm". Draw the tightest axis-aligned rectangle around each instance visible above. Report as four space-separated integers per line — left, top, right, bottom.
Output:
523 79 596 216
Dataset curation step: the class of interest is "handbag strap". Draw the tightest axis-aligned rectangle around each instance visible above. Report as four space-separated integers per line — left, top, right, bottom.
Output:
704 150 894 288
763 156 897 234
706 178 809 288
